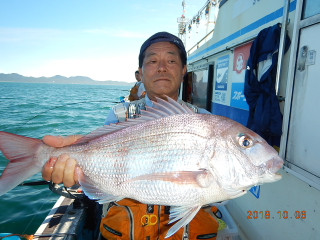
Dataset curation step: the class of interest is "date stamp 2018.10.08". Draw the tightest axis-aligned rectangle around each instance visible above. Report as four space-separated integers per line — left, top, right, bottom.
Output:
247 211 306 219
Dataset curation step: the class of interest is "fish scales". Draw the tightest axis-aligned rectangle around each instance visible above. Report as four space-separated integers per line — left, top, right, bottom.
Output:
50 114 216 206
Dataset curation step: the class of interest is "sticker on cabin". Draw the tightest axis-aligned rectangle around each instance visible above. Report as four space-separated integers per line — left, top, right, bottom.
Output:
249 185 260 198
215 55 229 104
307 50 316 65
230 42 252 110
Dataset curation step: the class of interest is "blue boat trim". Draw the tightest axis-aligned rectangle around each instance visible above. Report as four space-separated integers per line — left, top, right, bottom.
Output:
188 0 297 62
211 102 249 127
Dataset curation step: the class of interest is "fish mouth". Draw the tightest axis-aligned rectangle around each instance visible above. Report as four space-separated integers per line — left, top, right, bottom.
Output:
265 156 284 174
257 157 283 183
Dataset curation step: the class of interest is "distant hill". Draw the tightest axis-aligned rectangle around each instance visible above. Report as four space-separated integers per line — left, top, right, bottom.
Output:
0 73 134 85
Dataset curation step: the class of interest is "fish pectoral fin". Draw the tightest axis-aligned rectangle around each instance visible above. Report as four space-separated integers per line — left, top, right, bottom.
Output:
78 171 122 203
166 205 201 238
195 168 215 188
123 169 214 188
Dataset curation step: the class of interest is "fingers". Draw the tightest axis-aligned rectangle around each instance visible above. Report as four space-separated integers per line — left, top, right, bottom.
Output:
42 134 83 148
51 154 69 184
63 157 77 187
42 157 58 181
43 154 81 187
41 135 83 187
52 154 78 187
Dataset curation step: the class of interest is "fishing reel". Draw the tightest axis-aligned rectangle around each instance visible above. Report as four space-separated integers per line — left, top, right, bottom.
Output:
49 181 85 199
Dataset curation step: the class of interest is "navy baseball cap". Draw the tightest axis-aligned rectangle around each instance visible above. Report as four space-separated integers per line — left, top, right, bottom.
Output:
139 32 187 68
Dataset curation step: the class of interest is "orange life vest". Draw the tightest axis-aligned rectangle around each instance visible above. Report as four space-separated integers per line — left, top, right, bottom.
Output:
100 198 219 240
128 82 141 101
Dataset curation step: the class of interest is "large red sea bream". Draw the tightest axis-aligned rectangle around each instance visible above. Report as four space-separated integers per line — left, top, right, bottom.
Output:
0 97 283 237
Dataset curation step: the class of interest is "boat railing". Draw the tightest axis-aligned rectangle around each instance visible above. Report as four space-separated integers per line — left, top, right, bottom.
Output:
188 34 257 65
187 29 214 56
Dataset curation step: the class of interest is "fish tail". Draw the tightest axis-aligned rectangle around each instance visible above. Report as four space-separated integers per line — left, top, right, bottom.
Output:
0 131 43 196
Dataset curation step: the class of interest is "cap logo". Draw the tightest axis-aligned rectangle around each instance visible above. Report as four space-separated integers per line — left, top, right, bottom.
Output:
173 38 180 45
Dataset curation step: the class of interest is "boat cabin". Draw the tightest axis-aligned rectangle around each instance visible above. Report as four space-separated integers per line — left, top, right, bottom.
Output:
181 0 320 239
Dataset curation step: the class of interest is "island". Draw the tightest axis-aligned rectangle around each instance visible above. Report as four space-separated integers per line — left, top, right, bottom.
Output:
0 73 134 85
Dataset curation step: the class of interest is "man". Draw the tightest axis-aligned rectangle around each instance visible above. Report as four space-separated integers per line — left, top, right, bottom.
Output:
135 70 141 81
104 33 209 124
128 71 145 101
42 32 216 239
136 71 146 99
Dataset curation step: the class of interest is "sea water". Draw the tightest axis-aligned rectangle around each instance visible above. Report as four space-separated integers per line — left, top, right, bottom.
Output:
0 82 131 234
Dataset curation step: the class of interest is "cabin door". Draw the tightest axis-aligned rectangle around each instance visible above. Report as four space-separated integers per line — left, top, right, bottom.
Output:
192 70 209 109
182 66 214 112
285 20 320 186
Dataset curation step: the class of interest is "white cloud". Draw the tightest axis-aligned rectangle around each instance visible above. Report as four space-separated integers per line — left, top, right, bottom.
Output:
84 28 150 38
130 3 157 12
0 27 65 42
0 26 146 82
112 29 150 38
84 29 109 34
23 55 138 83
0 27 149 43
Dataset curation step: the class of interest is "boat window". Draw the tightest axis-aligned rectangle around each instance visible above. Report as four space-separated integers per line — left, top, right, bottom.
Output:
302 0 320 19
192 70 209 109
182 72 193 104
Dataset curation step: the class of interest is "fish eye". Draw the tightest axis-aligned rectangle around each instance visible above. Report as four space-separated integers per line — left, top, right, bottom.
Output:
239 135 253 148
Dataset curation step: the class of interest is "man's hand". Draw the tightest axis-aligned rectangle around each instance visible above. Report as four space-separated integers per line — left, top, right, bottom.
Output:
42 135 82 187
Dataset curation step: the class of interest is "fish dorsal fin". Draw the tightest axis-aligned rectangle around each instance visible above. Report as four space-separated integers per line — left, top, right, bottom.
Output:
73 124 126 144
155 97 195 114
73 96 195 145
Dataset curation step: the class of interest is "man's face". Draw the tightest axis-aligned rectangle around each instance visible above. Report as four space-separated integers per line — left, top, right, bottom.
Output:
135 72 141 81
139 42 186 101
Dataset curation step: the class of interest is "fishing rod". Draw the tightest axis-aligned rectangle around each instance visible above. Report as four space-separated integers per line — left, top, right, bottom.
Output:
18 181 49 186
18 180 87 200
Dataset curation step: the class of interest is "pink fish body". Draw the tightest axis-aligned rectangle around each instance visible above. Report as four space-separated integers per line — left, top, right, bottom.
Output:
0 97 283 237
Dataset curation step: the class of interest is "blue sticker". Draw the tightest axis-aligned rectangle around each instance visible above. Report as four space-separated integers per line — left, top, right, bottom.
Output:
215 55 229 91
230 83 249 110
249 185 260 198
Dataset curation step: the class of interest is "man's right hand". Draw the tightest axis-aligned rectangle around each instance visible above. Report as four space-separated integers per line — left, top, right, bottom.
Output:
42 135 83 187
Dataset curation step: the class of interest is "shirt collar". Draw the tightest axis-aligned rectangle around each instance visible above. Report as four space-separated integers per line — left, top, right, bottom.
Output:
145 94 182 107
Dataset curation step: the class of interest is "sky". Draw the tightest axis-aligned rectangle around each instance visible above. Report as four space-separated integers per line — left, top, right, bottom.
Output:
0 0 217 83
